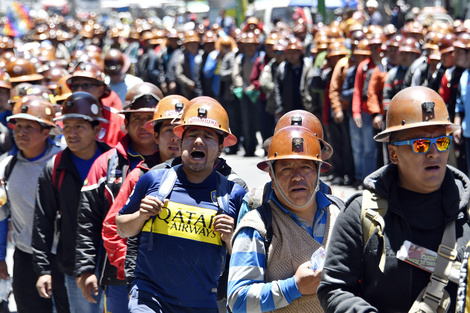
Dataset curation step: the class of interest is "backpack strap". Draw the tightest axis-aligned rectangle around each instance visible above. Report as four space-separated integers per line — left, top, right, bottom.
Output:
409 221 456 313
2 155 17 183
51 151 65 192
215 172 230 214
325 194 345 212
50 151 65 255
361 189 388 272
256 202 273 256
147 164 181 251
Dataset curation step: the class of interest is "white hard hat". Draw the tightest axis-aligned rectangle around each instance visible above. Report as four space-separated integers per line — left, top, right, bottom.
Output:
366 0 379 8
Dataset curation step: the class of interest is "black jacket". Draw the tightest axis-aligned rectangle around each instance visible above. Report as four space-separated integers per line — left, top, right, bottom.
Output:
32 142 111 277
75 135 157 286
318 164 470 313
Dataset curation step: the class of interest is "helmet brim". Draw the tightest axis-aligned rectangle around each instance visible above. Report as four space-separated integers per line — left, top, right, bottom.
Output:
374 122 460 142
173 124 237 147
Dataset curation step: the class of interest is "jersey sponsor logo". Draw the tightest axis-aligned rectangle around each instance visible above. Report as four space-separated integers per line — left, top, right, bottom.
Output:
142 201 222 246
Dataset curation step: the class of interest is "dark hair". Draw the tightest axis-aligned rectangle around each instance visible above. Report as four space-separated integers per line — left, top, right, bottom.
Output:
154 122 162 134
90 120 101 128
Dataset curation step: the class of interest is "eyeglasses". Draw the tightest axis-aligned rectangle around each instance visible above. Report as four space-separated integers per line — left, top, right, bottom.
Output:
70 83 100 91
392 135 452 154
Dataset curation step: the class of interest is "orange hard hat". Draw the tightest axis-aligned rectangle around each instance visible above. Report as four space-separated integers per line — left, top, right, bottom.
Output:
144 95 189 133
374 86 459 142
173 97 237 147
257 126 331 173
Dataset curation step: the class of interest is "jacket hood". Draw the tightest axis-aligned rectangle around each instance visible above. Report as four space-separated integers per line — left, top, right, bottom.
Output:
364 163 470 216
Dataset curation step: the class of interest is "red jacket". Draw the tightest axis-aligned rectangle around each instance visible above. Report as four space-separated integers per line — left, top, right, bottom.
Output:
101 90 123 111
102 164 146 279
352 59 375 118
98 105 125 148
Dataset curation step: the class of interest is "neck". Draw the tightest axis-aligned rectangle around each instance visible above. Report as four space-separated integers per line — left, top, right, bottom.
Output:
182 166 213 184
72 143 98 160
110 74 124 84
22 142 47 159
130 141 158 157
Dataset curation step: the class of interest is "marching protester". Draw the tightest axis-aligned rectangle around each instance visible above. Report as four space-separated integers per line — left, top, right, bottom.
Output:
33 92 111 313
318 86 470 312
0 3 469 312
115 98 246 312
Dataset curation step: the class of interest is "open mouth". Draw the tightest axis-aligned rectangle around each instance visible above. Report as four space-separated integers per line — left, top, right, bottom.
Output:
191 150 206 160
425 165 440 171
290 185 307 193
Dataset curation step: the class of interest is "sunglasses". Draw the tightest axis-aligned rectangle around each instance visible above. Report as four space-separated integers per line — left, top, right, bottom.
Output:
392 135 452 154
70 83 101 91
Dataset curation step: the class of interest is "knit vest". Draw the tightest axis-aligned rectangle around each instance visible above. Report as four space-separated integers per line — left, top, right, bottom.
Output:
235 199 340 313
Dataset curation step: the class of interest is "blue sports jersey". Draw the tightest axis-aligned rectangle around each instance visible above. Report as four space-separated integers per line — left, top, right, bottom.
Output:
120 167 245 309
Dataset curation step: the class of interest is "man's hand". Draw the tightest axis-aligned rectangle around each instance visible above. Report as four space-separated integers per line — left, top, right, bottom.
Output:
213 214 235 245
244 84 255 93
0 260 9 280
76 272 99 303
36 275 52 298
372 115 383 130
169 82 177 92
139 196 168 221
294 261 322 295
353 116 363 128
188 81 195 91
454 128 462 145
333 111 344 123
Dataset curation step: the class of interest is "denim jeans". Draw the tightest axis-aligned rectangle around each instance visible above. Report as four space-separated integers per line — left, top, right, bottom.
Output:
104 285 128 313
349 113 377 181
64 274 103 313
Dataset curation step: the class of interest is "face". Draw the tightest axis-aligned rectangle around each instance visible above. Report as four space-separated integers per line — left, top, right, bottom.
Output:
387 46 400 66
389 125 449 194
0 88 10 112
274 51 286 63
203 42 215 53
14 119 50 158
441 51 454 68
285 49 302 65
180 127 223 182
244 43 258 57
265 44 274 58
69 78 105 99
62 119 99 156
125 112 155 147
270 159 318 210
185 42 199 55
400 51 418 68
453 48 469 68
155 120 180 162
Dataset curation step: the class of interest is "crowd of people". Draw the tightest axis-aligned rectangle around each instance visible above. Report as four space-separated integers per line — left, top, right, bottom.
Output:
0 2 468 313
